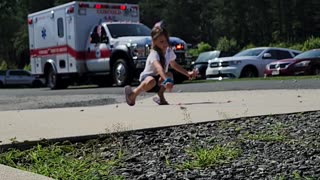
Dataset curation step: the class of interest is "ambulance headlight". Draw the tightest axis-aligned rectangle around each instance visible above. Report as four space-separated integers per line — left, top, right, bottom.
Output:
131 44 149 58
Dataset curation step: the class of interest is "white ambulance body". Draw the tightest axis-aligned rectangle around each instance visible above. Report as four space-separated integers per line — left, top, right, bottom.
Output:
28 1 188 89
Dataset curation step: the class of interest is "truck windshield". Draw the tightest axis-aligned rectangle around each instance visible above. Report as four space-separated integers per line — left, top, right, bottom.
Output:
107 23 151 38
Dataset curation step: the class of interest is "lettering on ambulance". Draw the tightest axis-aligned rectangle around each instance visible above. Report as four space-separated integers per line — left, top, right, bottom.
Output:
104 16 116 21
30 45 111 60
97 9 121 15
37 15 50 21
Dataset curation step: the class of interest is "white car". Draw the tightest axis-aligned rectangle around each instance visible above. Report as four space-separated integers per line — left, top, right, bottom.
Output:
206 47 301 79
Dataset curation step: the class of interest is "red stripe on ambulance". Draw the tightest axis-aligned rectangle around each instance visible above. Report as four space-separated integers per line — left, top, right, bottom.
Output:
30 45 111 60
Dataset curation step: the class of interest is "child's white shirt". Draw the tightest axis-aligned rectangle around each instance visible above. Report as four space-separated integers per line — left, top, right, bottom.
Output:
139 47 176 81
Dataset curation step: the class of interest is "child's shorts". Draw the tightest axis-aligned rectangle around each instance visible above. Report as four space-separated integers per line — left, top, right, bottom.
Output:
140 74 161 92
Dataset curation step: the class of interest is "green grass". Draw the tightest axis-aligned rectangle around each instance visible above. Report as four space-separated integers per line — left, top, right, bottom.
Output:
244 122 287 142
0 143 123 180
177 145 241 169
184 75 320 84
275 171 315 180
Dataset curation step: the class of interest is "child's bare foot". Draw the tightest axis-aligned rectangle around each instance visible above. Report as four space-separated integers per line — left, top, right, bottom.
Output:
153 97 169 105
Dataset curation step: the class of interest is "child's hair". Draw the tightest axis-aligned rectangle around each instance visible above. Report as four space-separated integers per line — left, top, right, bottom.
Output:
151 25 169 69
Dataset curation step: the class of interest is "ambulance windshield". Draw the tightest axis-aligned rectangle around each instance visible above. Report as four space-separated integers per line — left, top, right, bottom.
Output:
107 23 151 38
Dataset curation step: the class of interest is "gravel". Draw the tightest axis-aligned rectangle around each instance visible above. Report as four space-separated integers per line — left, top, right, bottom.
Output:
71 111 320 179
0 86 319 179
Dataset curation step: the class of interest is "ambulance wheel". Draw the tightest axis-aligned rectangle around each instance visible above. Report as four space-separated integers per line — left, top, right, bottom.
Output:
112 59 133 87
47 67 68 89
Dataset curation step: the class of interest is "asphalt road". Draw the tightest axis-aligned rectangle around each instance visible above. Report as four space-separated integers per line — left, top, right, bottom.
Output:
0 78 319 111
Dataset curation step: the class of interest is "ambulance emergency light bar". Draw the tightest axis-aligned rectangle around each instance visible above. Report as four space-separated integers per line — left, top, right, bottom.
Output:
78 2 127 10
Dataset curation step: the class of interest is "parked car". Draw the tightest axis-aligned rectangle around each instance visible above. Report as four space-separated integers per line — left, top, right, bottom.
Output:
191 50 230 79
265 49 320 76
0 69 44 88
206 47 301 79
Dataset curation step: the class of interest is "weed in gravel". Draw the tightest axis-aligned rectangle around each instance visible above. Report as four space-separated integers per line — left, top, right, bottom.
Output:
274 171 315 180
176 144 241 170
244 122 287 142
0 143 123 180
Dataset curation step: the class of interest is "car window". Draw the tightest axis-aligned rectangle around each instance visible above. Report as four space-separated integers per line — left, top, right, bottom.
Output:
264 50 277 59
278 50 293 59
264 50 291 60
292 52 301 57
234 49 264 57
8 70 30 76
294 49 320 59
195 51 220 63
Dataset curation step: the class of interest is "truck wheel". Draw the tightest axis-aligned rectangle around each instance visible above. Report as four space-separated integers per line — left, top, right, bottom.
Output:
240 66 258 78
47 67 68 89
0 81 3 88
112 59 133 87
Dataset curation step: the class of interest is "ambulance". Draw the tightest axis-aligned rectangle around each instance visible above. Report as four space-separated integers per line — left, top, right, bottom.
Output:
28 1 189 89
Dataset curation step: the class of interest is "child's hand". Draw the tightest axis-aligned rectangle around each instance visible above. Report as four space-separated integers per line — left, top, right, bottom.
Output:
188 69 198 80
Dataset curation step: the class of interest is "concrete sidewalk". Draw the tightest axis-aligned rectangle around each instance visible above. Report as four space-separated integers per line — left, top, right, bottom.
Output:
1 89 320 180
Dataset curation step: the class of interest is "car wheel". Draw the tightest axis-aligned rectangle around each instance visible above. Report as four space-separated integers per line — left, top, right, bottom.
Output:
312 66 320 75
240 66 258 78
112 59 133 87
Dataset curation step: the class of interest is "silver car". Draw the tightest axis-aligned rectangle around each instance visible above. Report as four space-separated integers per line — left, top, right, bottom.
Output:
0 69 44 88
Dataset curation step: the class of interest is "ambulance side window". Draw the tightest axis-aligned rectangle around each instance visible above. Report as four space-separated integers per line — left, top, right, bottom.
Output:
57 18 64 38
90 25 108 44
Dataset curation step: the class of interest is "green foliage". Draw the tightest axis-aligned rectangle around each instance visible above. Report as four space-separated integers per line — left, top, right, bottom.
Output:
268 42 292 48
0 144 123 180
1 0 320 68
216 37 239 55
289 44 304 51
0 60 8 70
187 42 212 57
23 64 31 71
178 145 241 169
302 37 320 51
197 42 212 53
242 43 256 50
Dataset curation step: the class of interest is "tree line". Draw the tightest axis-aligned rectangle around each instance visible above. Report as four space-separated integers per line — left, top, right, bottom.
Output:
1 0 320 68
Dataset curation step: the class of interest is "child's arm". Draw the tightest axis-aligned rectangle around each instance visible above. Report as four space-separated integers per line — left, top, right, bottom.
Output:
169 61 196 80
152 60 168 80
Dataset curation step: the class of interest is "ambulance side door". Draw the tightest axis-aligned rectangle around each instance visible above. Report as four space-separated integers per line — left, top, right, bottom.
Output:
55 9 69 73
86 25 111 72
